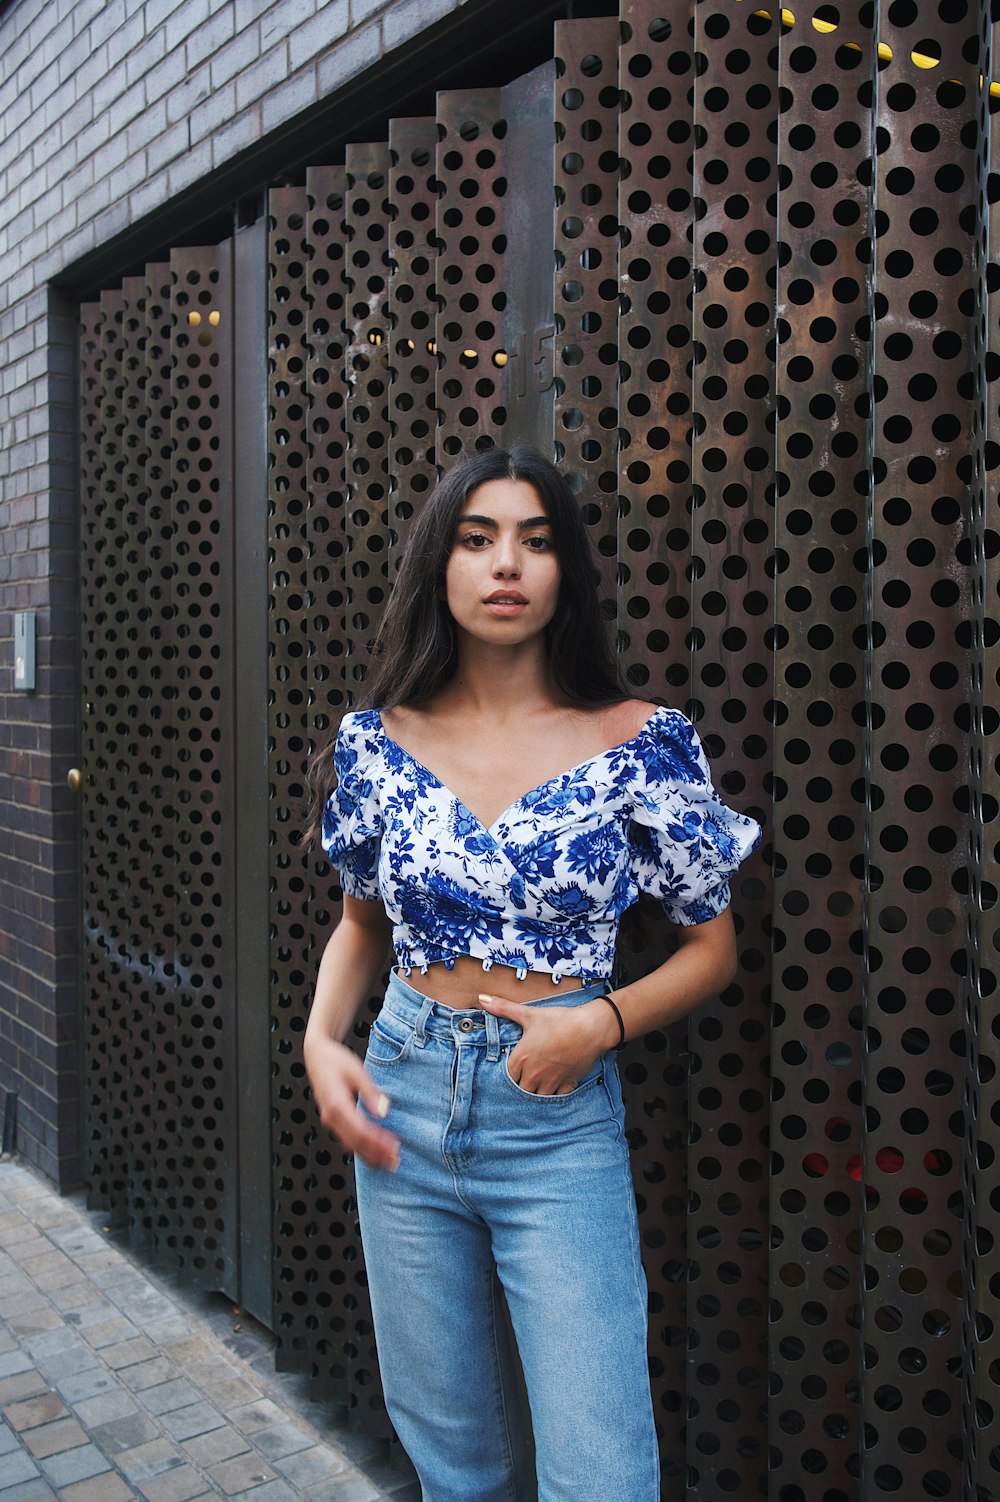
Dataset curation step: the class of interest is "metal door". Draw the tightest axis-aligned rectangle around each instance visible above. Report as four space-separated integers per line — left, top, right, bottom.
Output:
79 225 271 1321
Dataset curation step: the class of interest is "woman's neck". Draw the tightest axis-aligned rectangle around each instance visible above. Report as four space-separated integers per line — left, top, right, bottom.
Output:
436 640 560 720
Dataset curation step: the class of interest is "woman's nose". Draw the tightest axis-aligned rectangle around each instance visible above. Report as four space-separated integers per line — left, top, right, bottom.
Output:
492 535 521 576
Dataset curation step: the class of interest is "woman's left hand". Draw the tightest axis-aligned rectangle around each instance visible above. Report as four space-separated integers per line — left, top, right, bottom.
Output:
477 993 619 1095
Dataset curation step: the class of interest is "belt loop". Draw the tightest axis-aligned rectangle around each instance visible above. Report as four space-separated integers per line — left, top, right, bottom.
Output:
414 997 434 1047
484 1010 500 1062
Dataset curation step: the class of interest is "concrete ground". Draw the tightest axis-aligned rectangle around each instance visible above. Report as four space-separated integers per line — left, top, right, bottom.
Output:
0 1159 418 1502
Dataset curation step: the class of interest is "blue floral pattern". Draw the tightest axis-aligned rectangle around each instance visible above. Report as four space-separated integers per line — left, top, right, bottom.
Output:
322 707 761 983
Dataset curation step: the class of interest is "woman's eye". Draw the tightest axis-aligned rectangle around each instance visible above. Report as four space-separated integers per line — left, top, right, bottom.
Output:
460 531 490 548
525 535 552 551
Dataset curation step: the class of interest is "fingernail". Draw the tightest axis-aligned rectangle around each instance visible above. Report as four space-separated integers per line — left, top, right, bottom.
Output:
478 993 492 1004
376 1094 391 1118
389 1152 401 1173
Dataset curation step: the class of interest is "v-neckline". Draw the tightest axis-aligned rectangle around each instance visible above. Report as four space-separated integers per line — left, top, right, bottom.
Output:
376 706 666 835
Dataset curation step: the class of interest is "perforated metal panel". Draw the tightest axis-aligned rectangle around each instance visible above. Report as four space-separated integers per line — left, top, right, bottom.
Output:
80 3 1000 1493
80 248 238 1283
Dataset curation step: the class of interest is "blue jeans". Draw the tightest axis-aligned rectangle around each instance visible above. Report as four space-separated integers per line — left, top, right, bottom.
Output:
355 971 659 1502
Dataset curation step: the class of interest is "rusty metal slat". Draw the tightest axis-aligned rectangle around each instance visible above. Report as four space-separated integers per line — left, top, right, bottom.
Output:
344 143 392 690
117 273 162 1251
497 63 558 454
767 6 874 1492
305 166 351 732
161 244 236 1284
138 260 181 1251
388 116 441 552
80 292 132 1213
617 0 696 702
963 19 1000 1497
434 87 506 461
860 12 979 1495
265 181 321 1367
553 17 621 608
613 4 697 1480
683 3 778 1495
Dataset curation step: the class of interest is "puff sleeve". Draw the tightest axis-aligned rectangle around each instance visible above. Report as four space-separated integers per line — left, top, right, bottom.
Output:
630 710 761 926
320 712 383 901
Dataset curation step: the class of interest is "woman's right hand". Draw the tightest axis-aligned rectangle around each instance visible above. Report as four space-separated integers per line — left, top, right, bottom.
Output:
304 1033 401 1172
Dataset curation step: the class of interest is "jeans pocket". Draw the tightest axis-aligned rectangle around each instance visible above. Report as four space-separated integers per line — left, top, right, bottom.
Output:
365 1012 415 1068
501 1050 605 1102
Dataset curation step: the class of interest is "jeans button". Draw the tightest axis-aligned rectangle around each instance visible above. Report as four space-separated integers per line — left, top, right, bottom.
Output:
457 1017 475 1033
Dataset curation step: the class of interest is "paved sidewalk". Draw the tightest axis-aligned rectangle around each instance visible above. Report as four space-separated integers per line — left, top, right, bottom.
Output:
0 1159 418 1502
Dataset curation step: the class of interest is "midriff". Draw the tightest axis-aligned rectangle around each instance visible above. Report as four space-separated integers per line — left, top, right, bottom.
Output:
399 956 586 1008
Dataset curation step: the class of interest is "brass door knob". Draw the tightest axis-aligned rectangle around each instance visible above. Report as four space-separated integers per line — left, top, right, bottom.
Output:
67 768 82 793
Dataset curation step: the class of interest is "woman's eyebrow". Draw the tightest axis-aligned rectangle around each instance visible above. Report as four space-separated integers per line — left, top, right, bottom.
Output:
458 514 551 529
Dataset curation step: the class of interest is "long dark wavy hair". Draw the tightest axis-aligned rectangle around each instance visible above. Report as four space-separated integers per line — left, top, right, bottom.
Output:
303 447 626 843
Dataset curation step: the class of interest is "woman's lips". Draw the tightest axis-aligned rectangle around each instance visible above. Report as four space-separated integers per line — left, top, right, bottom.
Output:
483 592 528 616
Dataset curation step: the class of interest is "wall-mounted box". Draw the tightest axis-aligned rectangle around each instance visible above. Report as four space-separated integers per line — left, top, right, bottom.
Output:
14 613 36 691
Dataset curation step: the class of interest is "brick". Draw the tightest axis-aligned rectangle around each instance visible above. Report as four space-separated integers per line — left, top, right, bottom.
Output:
260 66 319 134
209 18 263 88
187 78 237 141
317 21 381 94
260 0 317 50
289 0 351 71
383 0 457 48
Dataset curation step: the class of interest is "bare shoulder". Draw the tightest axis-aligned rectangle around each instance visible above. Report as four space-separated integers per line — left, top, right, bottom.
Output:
598 697 660 746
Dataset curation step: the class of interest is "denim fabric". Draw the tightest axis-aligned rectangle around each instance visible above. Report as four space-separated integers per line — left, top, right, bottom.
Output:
355 971 660 1502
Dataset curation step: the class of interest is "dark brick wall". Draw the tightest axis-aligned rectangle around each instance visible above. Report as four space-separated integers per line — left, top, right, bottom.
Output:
0 0 466 1187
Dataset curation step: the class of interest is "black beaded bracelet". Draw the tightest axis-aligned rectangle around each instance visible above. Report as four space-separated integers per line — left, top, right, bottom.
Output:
601 990 627 1051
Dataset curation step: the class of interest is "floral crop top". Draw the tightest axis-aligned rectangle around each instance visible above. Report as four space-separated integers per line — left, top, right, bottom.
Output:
321 707 762 984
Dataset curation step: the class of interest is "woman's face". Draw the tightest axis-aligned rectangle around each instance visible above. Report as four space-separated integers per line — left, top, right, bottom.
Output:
444 479 561 649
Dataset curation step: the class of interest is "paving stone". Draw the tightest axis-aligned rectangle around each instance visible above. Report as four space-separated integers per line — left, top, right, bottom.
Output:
158 1336 215 1366
37 1442 112 1487
22 1327 80 1360
0 1420 20 1454
0 1480 57 1502
206 1448 281 1492
49 1284 105 1314
35 1347 102 1382
104 1337 159 1370
29 1263 87 1294
119 1358 178 1393
302 1478 381 1502
90 1411 162 1455
226 1397 285 1432
134 1466 212 1502
0 1352 33 1380
181 1424 251 1466
159 1400 227 1442
228 1481 299 1502
274 1442 347 1486
73 1387 139 1426
139 1378 201 1418
81 1317 136 1349
118 1437 187 1483
0 1371 49 1404
60 1473 137 1502
55 1368 118 1403
189 1372 258 1410
0 1447 43 1486
23 1416 89 1457
251 1420 314 1460
6 1308 63 1337
5 1393 68 1430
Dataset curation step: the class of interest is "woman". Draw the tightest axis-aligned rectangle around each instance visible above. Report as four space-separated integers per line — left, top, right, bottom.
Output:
303 447 760 1502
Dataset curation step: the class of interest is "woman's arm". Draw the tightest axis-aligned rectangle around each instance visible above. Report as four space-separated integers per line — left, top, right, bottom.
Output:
303 894 401 1170
480 909 738 1095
